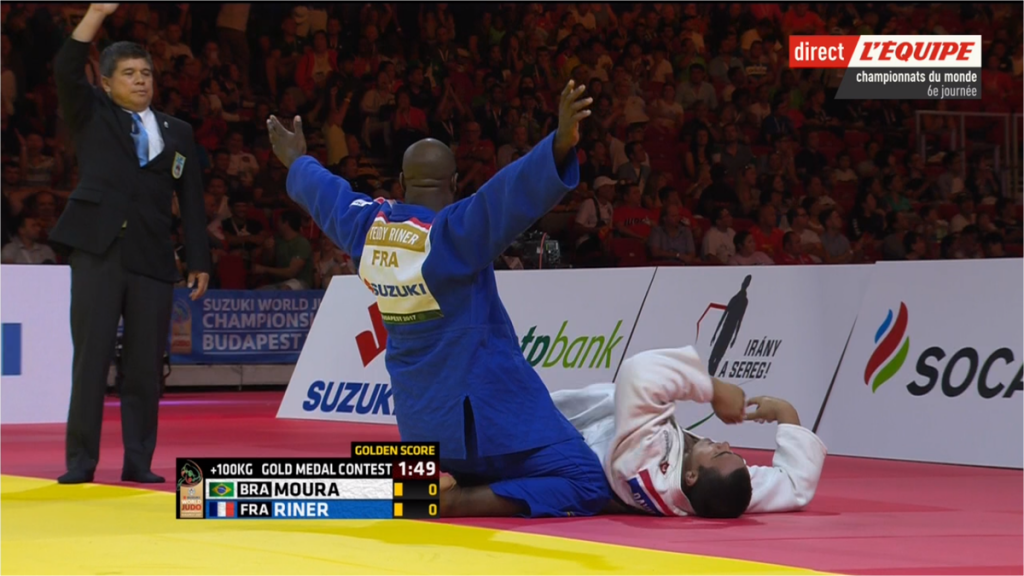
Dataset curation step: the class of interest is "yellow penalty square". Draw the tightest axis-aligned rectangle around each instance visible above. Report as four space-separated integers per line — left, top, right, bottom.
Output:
394 482 403 497
393 502 403 517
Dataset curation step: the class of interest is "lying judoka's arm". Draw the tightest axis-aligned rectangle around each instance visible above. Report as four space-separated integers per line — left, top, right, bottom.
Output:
611 347 714 454
434 82 588 274
744 397 828 513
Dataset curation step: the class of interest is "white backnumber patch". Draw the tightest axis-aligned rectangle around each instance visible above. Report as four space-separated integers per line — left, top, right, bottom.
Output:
359 215 442 324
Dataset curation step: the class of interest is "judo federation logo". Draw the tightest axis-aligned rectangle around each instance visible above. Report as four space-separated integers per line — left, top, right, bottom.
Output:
864 302 911 393
177 459 204 519
172 152 186 179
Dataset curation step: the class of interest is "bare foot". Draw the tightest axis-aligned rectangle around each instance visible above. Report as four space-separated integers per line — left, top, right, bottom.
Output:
439 474 459 516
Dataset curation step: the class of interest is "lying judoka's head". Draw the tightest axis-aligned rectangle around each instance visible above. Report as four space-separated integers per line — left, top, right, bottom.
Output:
682 438 752 518
401 139 458 212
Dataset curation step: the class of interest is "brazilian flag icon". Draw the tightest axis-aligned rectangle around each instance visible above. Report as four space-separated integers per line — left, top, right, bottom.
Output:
209 482 235 498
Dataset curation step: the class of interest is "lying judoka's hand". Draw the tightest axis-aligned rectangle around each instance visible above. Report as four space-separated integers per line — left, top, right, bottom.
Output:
711 378 746 425
745 396 801 426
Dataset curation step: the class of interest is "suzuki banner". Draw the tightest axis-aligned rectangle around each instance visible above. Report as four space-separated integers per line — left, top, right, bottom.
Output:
1 265 73 424
622 266 871 450
168 289 324 364
816 260 1023 468
277 269 657 424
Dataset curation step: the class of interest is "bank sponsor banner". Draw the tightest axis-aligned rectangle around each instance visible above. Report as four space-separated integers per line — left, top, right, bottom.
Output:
169 289 324 364
789 35 982 100
1 265 73 424
277 269 656 424
816 260 1023 468
623 266 870 450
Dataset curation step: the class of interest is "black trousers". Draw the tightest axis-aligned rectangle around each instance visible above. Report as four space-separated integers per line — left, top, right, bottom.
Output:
65 238 173 474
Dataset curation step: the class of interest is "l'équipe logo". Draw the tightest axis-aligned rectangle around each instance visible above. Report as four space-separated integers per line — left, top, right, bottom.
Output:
864 302 1021 399
519 320 624 369
864 302 910 392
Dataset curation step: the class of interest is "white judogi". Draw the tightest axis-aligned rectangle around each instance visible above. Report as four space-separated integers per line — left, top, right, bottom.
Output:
552 346 827 516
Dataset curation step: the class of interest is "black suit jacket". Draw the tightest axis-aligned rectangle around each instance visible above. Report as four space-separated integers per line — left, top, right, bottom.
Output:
50 38 211 283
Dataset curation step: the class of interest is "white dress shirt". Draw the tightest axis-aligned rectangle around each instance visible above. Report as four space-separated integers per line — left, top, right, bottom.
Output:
125 107 165 161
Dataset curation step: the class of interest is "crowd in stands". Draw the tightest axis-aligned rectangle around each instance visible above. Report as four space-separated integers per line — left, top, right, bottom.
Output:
2 2 1022 288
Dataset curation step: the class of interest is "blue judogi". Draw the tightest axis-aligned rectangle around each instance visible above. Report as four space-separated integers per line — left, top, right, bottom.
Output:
286 133 611 517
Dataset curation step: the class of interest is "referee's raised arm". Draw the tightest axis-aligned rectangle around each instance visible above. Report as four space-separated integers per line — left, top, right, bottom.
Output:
54 3 117 133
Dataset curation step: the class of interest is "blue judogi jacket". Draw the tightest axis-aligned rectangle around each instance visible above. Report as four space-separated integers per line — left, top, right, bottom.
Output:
286 133 582 459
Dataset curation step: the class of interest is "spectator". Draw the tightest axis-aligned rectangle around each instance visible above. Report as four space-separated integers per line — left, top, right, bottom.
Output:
882 174 912 212
613 182 656 241
649 84 684 133
776 231 815 265
454 121 496 196
994 198 1022 244
786 206 824 262
729 230 774 265
296 31 338 96
935 152 965 200
254 210 314 290
950 193 977 234
616 141 651 190
677 63 717 110
580 139 613 185
648 204 696 264
957 225 985 259
19 132 62 188
734 164 761 217
760 95 795 144
850 188 886 240
684 128 713 179
832 152 858 183
794 130 828 178
1 214 56 264
820 207 859 264
391 89 429 164
221 195 267 259
702 206 736 264
749 203 784 257
314 236 354 289
574 176 616 267
715 124 753 179
881 211 909 261
497 125 532 169
903 231 929 261
983 233 1006 258
226 132 260 179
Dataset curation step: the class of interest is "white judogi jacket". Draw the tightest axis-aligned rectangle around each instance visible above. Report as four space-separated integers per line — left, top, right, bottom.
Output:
552 347 827 516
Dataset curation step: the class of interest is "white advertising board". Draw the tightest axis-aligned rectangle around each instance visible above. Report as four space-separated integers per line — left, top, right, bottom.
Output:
816 260 1024 468
1 265 73 424
622 265 870 450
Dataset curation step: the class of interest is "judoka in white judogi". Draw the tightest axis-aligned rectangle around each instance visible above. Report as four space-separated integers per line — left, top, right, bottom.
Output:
552 346 827 518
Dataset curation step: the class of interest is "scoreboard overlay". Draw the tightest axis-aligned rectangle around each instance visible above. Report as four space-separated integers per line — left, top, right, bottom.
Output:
176 442 440 520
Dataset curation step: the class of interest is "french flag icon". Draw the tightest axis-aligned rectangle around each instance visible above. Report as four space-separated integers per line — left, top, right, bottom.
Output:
208 501 236 518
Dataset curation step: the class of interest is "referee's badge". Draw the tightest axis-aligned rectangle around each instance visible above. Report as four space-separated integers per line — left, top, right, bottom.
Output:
172 152 186 179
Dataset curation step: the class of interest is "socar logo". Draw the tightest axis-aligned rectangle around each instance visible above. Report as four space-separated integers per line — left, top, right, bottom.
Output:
864 302 910 393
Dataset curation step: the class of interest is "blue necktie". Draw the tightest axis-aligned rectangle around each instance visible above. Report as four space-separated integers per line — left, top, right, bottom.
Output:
131 112 149 166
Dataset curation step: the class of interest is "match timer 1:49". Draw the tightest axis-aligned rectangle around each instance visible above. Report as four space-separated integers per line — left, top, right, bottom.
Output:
394 460 437 480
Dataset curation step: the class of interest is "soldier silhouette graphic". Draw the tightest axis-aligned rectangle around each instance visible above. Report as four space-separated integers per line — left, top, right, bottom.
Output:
708 275 751 376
